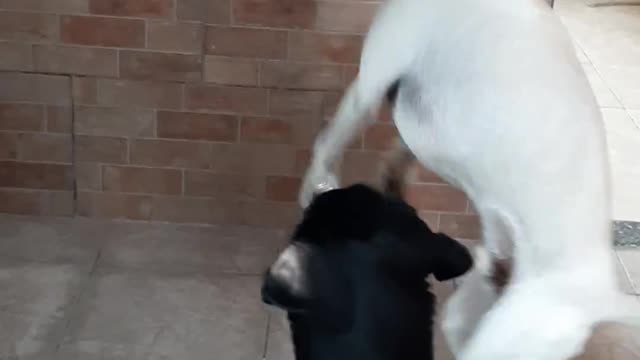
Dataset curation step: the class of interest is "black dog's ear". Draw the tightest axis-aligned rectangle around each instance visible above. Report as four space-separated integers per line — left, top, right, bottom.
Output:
261 243 312 311
430 233 473 281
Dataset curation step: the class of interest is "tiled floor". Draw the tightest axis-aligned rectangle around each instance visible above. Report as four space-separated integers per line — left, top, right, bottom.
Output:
557 0 640 222
0 215 638 360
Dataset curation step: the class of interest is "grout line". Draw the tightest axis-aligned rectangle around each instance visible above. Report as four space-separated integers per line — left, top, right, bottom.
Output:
69 75 78 216
262 310 272 360
615 250 639 294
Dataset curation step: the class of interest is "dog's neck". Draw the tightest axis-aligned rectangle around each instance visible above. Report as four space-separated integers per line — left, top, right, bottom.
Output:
286 279 435 360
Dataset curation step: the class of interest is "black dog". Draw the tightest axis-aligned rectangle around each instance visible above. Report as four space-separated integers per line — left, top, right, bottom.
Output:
261 184 472 360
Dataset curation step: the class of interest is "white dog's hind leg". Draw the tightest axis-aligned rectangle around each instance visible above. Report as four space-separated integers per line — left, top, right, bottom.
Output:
457 288 593 360
442 246 501 355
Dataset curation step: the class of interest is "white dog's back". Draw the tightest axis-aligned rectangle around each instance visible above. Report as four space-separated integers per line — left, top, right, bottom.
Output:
300 0 640 358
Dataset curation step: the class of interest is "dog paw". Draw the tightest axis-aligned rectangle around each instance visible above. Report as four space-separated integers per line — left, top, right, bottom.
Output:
299 168 339 208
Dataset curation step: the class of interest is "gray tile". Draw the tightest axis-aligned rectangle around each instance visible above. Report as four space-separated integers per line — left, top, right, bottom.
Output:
59 268 268 360
615 251 635 295
617 249 640 295
99 222 287 274
0 258 88 359
581 63 622 108
614 221 640 247
0 215 103 266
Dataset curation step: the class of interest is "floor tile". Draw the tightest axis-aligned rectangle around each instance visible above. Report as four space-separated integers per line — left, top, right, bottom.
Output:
614 251 635 295
582 63 622 108
58 268 267 360
601 109 640 222
617 249 640 295
98 222 287 274
0 215 103 266
0 258 88 359
598 66 640 110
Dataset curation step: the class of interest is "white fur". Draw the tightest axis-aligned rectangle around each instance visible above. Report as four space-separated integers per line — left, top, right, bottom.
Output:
299 0 640 359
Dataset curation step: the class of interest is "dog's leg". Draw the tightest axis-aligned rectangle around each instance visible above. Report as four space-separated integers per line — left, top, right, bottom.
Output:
379 138 415 198
298 0 424 207
442 246 502 355
456 288 593 360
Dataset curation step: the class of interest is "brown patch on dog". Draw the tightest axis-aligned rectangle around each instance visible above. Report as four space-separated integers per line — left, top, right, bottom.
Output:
489 258 513 294
379 139 415 198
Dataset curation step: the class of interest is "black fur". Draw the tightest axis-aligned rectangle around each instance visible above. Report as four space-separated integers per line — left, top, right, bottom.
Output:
261 184 473 360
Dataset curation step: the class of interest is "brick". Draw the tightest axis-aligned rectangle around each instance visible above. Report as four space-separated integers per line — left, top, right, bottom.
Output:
364 123 398 150
76 162 101 190
74 106 155 137
211 143 296 175
315 1 378 33
344 65 358 84
147 21 203 53
0 132 18 159
72 77 97 105
288 32 362 64
405 184 468 212
0 41 33 71
0 0 89 14
233 0 315 29
204 56 259 86
46 106 73 133
185 84 268 115
103 165 182 195
0 0 88 13
439 214 482 240
340 150 382 185
268 89 324 117
261 62 344 90
60 15 145 48
156 111 238 142
412 166 445 184
0 161 73 190
0 188 38 215
37 190 74 216
33 44 118 76
294 148 310 175
243 200 300 228
240 116 314 145
17 133 72 163
178 0 230 25
130 139 211 169
151 195 237 224
184 170 264 199
240 117 293 144
418 211 440 231
265 175 300 202
0 11 58 42
89 0 174 18
75 135 128 164
0 189 73 216
77 191 152 220
97 79 183 109
0 73 70 105
0 103 44 131
119 50 202 82
205 26 287 59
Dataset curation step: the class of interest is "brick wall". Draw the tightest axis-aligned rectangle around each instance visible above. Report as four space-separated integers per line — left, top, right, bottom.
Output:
0 0 480 239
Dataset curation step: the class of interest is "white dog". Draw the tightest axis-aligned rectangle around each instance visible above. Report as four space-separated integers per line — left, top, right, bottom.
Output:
298 0 640 359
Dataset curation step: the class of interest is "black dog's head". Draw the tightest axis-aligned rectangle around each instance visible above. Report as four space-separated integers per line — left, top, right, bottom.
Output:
261 184 472 359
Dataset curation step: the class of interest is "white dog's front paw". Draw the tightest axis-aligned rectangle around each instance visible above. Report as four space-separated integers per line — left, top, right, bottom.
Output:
298 168 339 208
